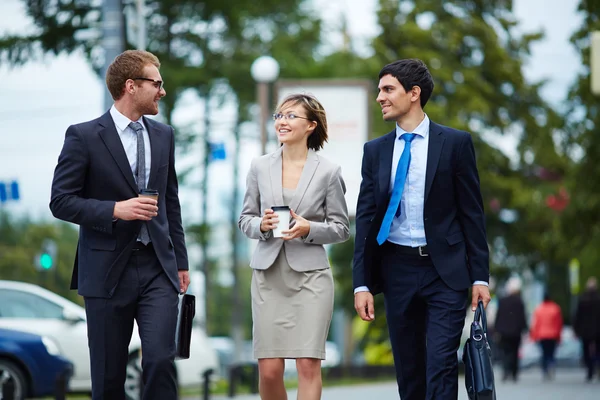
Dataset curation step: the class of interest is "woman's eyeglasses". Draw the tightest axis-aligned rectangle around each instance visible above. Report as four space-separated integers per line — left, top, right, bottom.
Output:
272 113 311 121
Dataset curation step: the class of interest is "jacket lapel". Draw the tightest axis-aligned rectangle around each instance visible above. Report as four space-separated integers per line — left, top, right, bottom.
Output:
144 117 162 189
424 121 445 202
269 147 285 207
288 149 319 212
378 130 396 198
98 112 138 194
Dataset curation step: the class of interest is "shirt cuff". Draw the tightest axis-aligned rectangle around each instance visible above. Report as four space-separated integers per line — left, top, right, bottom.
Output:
473 280 488 286
354 286 370 294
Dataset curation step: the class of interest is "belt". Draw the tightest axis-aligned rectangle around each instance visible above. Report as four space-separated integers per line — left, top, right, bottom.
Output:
132 241 153 251
386 242 429 257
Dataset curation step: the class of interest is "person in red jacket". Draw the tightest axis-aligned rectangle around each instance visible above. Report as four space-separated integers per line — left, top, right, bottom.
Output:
530 293 563 380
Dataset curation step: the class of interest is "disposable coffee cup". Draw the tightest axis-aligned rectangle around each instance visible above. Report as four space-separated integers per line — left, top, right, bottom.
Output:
271 206 290 238
139 189 159 202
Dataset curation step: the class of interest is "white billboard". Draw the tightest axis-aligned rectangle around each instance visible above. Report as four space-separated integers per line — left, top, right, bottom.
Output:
275 80 371 217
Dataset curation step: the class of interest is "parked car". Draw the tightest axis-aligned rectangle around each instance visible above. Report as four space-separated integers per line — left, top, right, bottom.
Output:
0 328 73 400
0 280 218 400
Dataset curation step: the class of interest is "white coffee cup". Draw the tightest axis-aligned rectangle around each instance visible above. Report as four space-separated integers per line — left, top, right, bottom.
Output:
271 206 291 238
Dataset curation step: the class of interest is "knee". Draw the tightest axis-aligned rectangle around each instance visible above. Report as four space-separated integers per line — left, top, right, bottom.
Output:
258 360 284 384
143 354 175 374
296 358 321 382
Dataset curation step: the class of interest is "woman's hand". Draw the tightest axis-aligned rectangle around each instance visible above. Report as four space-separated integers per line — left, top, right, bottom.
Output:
282 209 310 240
260 209 278 232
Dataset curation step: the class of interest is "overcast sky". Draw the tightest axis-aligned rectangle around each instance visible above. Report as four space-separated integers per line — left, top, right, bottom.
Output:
0 0 583 223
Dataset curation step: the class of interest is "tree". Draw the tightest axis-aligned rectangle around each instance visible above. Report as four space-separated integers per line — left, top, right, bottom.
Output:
562 0 600 286
0 0 325 338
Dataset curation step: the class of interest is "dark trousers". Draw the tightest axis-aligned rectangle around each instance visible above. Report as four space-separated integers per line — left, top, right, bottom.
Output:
381 246 468 400
84 244 179 400
500 336 521 380
582 338 600 380
539 339 557 375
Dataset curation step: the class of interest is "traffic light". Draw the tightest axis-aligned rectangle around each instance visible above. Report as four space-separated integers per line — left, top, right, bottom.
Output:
35 239 57 271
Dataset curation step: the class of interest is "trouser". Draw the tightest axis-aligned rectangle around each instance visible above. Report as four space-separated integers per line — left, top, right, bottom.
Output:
539 339 557 375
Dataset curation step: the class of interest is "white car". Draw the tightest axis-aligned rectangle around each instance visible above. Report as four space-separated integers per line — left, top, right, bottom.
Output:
0 280 218 400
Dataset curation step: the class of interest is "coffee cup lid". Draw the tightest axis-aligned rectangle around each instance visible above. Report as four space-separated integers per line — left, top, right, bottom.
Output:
271 206 290 211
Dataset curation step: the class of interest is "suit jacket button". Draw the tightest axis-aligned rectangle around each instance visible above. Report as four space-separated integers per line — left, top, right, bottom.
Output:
309 239 314 243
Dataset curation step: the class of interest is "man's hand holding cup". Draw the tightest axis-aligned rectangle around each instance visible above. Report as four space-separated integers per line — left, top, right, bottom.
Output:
113 189 159 221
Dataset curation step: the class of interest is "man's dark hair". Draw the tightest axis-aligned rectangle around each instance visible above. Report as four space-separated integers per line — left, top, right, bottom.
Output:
379 59 434 108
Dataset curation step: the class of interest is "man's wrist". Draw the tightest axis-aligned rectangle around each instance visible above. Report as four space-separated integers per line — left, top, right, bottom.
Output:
354 286 370 294
472 280 488 286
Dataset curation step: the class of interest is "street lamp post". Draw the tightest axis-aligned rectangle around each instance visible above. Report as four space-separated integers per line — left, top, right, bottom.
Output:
250 56 280 154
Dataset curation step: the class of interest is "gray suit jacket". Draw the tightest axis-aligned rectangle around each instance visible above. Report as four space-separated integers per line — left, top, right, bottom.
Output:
239 147 350 271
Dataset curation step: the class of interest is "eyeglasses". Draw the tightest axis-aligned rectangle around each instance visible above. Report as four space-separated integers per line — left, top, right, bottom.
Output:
133 77 164 90
272 113 311 121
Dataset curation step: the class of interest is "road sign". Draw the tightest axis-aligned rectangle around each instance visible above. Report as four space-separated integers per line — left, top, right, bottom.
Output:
0 181 19 203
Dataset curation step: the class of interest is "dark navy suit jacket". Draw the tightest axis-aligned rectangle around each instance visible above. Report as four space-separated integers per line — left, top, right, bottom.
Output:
353 121 489 295
50 111 188 298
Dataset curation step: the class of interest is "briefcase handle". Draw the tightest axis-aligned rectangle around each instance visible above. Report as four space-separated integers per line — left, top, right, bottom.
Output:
473 299 487 334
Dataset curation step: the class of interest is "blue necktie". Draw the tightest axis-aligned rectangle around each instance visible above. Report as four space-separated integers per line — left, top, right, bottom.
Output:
377 133 416 245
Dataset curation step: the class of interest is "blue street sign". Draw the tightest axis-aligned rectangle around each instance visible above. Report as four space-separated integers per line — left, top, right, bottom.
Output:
0 183 6 203
209 142 226 161
10 181 19 200
0 181 19 203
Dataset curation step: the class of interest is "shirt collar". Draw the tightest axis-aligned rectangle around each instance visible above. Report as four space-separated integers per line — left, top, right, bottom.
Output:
110 105 146 133
395 113 430 140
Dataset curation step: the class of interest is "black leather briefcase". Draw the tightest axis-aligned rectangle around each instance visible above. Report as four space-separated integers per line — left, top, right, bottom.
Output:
462 300 496 400
175 294 195 360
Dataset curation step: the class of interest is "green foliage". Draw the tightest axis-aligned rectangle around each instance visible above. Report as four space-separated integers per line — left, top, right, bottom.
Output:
560 0 600 288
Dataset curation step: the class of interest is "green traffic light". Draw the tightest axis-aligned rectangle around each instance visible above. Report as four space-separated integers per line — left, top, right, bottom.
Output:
39 253 53 269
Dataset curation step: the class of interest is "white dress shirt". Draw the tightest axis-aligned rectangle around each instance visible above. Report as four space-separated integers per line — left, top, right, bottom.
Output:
110 105 151 187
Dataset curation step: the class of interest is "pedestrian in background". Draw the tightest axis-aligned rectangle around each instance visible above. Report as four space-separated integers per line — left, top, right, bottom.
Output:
239 93 350 400
530 293 563 380
495 277 528 382
573 276 600 382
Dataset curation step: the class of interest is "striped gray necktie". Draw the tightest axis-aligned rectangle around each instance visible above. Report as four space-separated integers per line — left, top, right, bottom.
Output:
129 121 150 245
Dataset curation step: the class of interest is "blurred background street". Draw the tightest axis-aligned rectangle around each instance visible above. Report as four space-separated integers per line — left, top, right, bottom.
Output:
2 0 600 398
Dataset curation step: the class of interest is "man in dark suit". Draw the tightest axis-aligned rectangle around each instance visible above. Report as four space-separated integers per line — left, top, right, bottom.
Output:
495 277 528 382
353 59 491 399
574 277 600 381
50 50 189 400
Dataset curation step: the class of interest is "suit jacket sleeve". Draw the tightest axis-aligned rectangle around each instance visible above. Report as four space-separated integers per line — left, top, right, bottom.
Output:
50 124 116 233
238 158 271 241
302 165 350 245
455 133 489 283
166 127 189 270
352 142 378 289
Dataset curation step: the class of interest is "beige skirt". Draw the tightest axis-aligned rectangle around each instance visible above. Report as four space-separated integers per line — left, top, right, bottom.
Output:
251 247 334 359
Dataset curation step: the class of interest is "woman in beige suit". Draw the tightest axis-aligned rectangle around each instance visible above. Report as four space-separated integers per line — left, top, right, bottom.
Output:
239 93 350 400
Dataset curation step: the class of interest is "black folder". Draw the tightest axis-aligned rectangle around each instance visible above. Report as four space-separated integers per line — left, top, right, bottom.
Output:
175 293 195 360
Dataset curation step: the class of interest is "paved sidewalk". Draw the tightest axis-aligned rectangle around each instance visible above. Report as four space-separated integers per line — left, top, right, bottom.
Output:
184 368 599 400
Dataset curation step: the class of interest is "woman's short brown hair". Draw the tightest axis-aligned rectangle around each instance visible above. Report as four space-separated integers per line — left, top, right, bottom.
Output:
105 50 161 100
276 93 328 151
